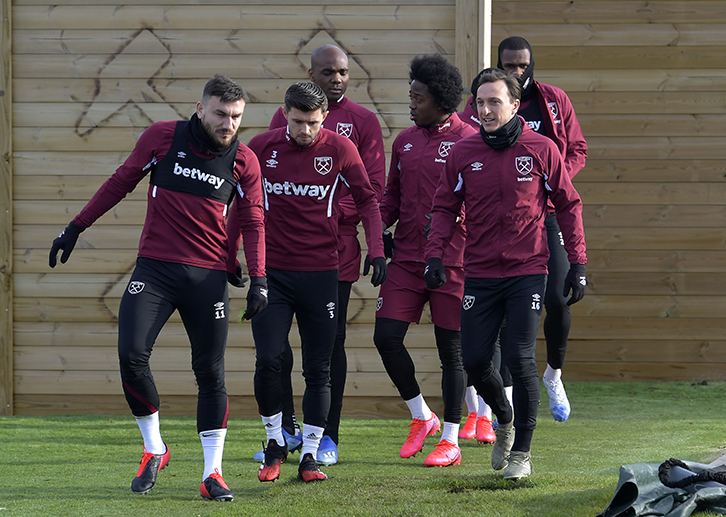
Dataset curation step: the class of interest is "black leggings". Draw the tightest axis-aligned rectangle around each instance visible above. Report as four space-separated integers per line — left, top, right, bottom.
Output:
252 268 338 429
278 281 351 442
543 212 571 369
373 318 465 424
460 275 546 453
118 258 229 433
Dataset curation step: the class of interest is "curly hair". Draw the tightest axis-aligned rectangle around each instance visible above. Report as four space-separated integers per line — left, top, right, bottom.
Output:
409 55 464 114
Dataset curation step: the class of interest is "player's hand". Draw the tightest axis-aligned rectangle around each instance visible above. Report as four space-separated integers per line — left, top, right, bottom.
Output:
563 263 587 306
227 264 249 288
424 258 446 289
364 255 387 286
383 230 395 259
243 276 268 319
49 221 85 268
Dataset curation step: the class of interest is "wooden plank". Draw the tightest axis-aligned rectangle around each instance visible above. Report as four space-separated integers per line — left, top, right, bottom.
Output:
537 69 726 93
585 138 726 160
584 228 726 251
10 78 417 105
12 54 423 80
492 23 726 47
19 270 726 301
20 177 726 206
12 29 455 56
14 54 726 91
579 114 726 137
14 369 444 397
16 155 726 184
11 126 405 153
491 46 726 70
578 182 726 205
12 321 437 349
14 226 726 260
455 0 486 92
14 0 455 8
571 93 726 115
14 104 726 138
11 99 399 129
13 394 417 419
491 2 726 25
584 273 726 296
582 205 726 228
568 317 726 342
585 250 726 273
550 339 726 364
13 5 455 31
581 160 726 183
568 295 726 319
16 248 726 275
14 344 448 373
0 0 11 415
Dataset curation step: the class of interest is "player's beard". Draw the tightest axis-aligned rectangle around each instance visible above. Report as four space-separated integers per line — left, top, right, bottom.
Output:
201 116 236 149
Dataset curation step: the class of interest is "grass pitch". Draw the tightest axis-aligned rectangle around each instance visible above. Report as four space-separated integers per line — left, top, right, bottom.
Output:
1 382 725 516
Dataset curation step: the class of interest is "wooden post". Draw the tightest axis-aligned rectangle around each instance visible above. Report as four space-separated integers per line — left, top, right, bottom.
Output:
455 0 491 106
0 0 12 415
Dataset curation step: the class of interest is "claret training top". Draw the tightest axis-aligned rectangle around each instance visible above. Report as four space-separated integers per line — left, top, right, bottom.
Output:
246 126 384 271
74 120 266 276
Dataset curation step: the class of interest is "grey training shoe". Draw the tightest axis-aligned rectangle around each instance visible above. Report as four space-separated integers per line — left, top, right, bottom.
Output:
503 450 531 480
491 419 514 470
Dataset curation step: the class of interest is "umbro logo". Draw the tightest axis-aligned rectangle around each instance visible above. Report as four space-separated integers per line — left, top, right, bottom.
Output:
177 151 186 159
403 143 413 152
471 162 483 171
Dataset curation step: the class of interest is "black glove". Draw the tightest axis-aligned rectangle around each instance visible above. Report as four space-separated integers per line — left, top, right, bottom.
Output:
383 230 395 259
227 264 248 288
49 221 85 268
563 263 587 306
243 276 268 320
423 214 432 239
363 256 387 287
424 257 446 289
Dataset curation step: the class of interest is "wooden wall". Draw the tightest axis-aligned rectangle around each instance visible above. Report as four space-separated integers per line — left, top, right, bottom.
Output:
490 1 726 382
5 0 726 417
8 0 481 417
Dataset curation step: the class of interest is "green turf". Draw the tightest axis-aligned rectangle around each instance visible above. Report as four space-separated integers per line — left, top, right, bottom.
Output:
1 382 725 516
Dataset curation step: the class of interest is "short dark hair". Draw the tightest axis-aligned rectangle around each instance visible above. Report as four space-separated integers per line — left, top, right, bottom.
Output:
409 55 464 114
498 36 532 60
202 74 245 104
474 68 521 103
284 82 329 113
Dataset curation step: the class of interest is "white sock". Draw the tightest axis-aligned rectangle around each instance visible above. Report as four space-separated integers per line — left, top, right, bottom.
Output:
441 422 459 446
464 386 479 414
404 394 432 421
200 428 227 480
504 386 514 418
135 412 165 454
262 412 285 447
543 364 562 383
476 396 493 420
300 424 325 461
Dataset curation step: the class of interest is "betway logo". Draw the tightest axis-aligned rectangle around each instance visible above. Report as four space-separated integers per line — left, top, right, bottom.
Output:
173 162 225 190
263 177 330 200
